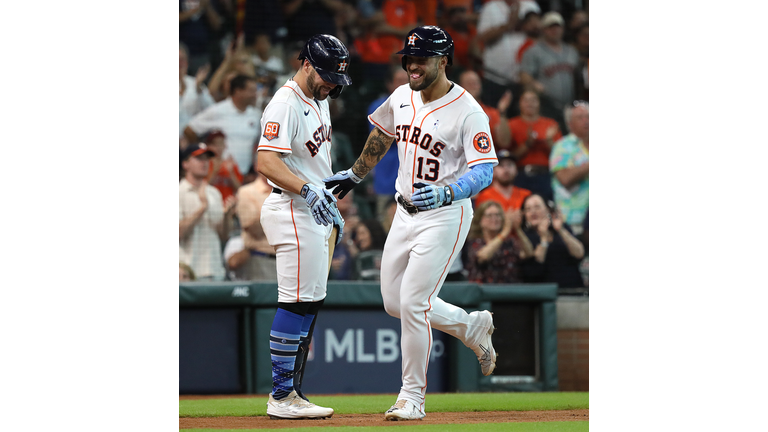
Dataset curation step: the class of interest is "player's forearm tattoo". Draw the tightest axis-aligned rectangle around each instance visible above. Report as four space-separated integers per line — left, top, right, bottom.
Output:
352 128 392 178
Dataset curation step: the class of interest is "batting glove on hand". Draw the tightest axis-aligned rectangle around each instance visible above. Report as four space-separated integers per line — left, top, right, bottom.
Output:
326 195 345 245
412 183 454 211
301 183 336 226
324 168 363 199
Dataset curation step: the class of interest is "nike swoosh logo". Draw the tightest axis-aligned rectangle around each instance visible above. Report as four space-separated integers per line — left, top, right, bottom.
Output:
400 103 410 108
304 109 310 116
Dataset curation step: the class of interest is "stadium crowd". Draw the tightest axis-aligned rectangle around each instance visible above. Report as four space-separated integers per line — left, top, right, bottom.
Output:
179 0 588 292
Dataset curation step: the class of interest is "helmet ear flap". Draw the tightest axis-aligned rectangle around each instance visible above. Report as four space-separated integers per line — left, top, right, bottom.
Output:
329 85 344 99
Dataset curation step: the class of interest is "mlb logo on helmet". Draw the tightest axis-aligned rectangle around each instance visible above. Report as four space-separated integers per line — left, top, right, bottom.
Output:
263 122 280 141
473 132 491 153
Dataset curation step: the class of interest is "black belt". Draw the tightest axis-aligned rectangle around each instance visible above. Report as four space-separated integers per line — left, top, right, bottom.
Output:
272 188 282 195
397 195 419 215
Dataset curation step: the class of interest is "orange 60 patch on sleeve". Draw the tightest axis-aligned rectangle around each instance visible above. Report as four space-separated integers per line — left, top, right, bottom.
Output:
473 132 492 153
263 122 280 141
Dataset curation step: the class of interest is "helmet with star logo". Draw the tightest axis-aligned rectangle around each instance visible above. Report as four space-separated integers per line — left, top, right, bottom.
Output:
298 34 352 99
396 26 454 71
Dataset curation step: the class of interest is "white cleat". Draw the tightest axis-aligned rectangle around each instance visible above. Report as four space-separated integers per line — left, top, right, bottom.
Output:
384 399 425 421
474 311 497 376
266 390 334 419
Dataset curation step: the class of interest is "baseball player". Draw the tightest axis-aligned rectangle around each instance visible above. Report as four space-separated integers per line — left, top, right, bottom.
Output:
324 26 498 421
256 34 349 420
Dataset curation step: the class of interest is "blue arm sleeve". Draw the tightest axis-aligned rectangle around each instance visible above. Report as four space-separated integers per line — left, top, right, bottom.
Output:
449 163 494 201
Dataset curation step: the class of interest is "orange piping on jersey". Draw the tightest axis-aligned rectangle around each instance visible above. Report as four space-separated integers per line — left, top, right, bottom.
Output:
368 116 395 136
421 206 465 397
258 144 292 152
421 309 432 408
410 90 467 192
290 200 301 302
409 91 418 192
282 85 322 123
467 157 498 165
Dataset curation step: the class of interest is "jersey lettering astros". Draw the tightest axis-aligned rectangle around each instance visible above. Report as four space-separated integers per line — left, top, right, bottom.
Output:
258 79 333 192
368 83 498 201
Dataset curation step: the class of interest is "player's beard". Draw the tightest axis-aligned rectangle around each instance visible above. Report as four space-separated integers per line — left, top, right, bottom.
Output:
307 69 334 100
408 60 440 91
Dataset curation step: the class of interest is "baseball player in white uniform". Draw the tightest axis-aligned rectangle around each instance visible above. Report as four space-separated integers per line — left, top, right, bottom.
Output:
324 26 499 421
257 34 350 420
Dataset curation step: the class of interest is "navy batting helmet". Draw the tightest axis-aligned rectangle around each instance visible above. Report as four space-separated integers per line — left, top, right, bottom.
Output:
396 26 454 71
298 34 352 99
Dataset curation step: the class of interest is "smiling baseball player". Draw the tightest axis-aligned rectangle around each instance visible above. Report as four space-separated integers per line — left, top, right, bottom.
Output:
324 26 498 421
257 34 349 420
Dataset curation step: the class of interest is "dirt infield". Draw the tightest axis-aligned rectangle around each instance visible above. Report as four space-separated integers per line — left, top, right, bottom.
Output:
179 409 589 429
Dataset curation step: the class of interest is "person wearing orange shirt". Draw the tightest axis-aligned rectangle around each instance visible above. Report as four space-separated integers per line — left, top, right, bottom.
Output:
205 130 243 203
507 90 561 201
459 70 512 150
474 149 531 212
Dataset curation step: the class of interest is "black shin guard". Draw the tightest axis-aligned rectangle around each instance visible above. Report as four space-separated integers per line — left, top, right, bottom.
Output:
292 299 324 400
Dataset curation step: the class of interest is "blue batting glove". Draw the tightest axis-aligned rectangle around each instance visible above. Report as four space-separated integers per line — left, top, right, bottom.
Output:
324 168 363 199
301 183 336 226
412 182 453 211
326 195 345 245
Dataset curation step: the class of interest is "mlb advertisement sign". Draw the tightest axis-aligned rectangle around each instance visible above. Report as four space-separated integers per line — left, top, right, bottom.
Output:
301 309 449 394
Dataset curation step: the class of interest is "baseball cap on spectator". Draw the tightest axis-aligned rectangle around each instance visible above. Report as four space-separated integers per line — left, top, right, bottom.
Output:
497 149 517 162
204 129 226 144
541 11 565 27
181 142 215 161
518 0 541 19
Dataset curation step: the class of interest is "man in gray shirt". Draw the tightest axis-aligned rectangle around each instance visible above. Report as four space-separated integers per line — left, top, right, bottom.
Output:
520 11 579 131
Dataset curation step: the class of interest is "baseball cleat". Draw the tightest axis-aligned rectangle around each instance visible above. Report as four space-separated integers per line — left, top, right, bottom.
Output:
266 390 334 419
384 399 425 421
474 311 497 376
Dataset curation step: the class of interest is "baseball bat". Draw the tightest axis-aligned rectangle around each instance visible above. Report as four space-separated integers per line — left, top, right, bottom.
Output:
326 194 339 271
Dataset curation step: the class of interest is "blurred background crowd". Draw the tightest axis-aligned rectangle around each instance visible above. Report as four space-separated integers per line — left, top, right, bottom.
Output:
179 0 589 294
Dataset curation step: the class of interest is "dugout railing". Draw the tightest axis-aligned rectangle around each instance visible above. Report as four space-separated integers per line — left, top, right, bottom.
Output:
180 281 559 394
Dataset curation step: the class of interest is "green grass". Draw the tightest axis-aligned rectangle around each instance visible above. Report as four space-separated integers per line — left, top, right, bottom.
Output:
181 421 589 432
179 392 588 418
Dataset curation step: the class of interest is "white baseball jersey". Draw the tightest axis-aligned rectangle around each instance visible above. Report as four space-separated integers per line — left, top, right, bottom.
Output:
257 79 334 303
368 82 498 202
258 79 334 196
370 82 498 412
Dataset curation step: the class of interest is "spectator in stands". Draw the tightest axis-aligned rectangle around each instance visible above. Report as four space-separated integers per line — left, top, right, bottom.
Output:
227 173 277 281
514 10 541 68
442 5 478 72
572 23 588 101
565 10 588 45
355 0 418 83
179 262 196 281
208 34 256 102
250 32 284 77
520 193 584 289
465 201 533 283
476 0 526 111
205 130 243 203
550 101 589 234
179 0 224 73
281 0 341 44
179 143 237 281
381 200 398 234
354 219 387 253
459 70 512 150
330 190 361 281
180 43 214 139
474 149 531 211
368 66 408 223
274 41 305 92
520 11 579 132
184 74 263 177
508 89 561 201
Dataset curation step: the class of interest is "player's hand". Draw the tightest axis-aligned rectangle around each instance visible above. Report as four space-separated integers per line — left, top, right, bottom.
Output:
326 195 345 245
411 183 453 211
301 183 336 226
324 168 363 199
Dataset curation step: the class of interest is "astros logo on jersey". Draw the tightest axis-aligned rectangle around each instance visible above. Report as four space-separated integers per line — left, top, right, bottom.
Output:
337 61 348 72
263 122 280 141
473 132 491 153
407 34 418 46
